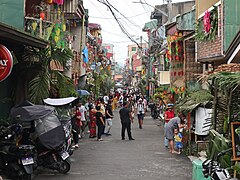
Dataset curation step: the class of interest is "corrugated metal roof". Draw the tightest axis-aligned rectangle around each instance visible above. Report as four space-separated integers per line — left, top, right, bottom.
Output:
176 9 195 31
224 0 240 52
142 19 157 31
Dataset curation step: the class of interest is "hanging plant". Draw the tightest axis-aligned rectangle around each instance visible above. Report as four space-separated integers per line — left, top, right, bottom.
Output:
195 6 218 41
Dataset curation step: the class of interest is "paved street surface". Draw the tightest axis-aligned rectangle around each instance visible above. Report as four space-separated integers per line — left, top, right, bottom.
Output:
33 110 192 180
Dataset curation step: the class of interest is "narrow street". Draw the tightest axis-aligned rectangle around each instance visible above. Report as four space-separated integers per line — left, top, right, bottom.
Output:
34 110 192 180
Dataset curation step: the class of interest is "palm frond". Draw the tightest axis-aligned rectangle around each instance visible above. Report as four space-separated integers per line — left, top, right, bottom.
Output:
28 70 50 104
51 70 77 97
51 47 73 69
209 72 240 91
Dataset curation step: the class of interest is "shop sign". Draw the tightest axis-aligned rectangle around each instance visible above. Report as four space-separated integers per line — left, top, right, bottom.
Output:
0 45 13 82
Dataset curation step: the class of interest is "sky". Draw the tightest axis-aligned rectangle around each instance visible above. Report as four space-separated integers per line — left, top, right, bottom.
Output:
83 0 193 65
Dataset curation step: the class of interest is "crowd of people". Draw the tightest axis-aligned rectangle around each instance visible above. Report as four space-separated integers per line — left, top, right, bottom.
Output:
71 89 187 154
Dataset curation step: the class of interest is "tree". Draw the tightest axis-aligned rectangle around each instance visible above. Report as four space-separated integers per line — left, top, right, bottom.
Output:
26 45 75 104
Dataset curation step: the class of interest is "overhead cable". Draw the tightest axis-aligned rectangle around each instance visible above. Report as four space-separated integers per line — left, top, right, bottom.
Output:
97 0 141 49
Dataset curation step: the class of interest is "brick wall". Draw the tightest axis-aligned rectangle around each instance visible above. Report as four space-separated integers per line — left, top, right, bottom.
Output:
197 4 222 60
185 39 202 83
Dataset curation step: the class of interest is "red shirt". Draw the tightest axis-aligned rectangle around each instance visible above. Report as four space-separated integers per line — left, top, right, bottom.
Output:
164 110 174 123
75 109 82 126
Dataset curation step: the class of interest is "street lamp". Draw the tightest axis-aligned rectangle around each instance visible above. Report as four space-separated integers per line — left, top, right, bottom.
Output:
132 0 168 17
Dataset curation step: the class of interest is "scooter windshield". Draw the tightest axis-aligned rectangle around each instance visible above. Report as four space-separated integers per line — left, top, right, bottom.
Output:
35 111 61 137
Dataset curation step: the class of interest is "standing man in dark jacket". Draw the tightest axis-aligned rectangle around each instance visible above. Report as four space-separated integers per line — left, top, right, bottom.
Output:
119 101 135 140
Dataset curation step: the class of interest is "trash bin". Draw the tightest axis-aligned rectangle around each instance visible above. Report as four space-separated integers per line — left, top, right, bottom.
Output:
192 159 210 180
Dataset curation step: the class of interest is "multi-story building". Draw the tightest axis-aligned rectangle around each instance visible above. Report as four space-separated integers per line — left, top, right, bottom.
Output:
102 43 115 80
0 0 87 120
151 1 195 26
125 43 148 88
195 0 240 68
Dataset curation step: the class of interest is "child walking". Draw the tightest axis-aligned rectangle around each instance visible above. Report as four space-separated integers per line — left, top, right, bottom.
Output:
174 128 183 154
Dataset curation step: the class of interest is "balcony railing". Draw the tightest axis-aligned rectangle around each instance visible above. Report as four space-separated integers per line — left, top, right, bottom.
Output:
25 16 53 40
62 0 85 19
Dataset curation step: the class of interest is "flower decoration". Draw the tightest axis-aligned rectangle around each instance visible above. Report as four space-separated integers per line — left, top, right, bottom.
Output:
203 10 211 33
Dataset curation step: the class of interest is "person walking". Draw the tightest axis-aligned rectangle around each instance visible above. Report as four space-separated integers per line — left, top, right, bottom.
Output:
99 98 106 134
137 98 145 129
112 95 118 111
78 102 87 137
119 101 135 140
128 96 135 120
95 105 105 141
71 106 82 148
104 100 114 135
165 112 187 154
88 98 97 138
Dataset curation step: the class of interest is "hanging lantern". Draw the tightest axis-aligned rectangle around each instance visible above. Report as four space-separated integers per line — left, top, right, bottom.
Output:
62 24 66 31
40 12 45 20
181 86 185 92
54 36 59 42
46 0 53 4
32 22 37 31
56 28 60 36
73 21 77 27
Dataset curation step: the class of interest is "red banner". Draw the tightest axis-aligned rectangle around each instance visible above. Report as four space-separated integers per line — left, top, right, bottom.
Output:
0 45 13 82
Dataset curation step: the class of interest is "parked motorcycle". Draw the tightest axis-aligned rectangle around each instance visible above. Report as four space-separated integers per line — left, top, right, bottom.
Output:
0 124 35 180
151 103 162 119
10 102 71 174
44 97 78 155
202 147 238 180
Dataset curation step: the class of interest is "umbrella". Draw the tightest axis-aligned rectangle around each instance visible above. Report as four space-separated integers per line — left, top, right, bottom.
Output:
77 89 90 96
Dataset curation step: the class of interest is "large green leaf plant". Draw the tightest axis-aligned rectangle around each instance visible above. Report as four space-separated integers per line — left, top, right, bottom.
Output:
28 46 74 104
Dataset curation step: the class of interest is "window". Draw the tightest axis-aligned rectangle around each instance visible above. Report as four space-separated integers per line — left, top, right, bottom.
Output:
132 47 137 51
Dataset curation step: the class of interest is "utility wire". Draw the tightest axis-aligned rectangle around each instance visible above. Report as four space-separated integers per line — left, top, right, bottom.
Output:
91 0 143 41
89 0 118 29
104 0 143 29
101 29 127 38
90 11 150 19
143 0 153 16
97 0 141 48
123 0 144 26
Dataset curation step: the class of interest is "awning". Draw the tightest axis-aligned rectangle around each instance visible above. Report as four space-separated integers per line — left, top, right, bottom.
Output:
226 31 240 64
0 22 48 49
88 23 102 30
44 97 78 106
142 19 157 32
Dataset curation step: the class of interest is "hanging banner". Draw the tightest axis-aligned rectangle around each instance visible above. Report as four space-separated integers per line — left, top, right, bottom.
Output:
0 44 13 82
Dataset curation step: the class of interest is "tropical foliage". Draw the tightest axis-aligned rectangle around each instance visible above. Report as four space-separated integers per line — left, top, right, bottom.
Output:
175 89 213 113
90 68 114 97
195 6 218 41
209 72 240 135
209 72 240 92
25 45 74 104
207 72 240 176
207 130 231 168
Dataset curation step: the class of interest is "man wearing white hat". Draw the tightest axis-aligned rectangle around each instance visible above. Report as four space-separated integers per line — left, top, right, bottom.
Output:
137 98 145 129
